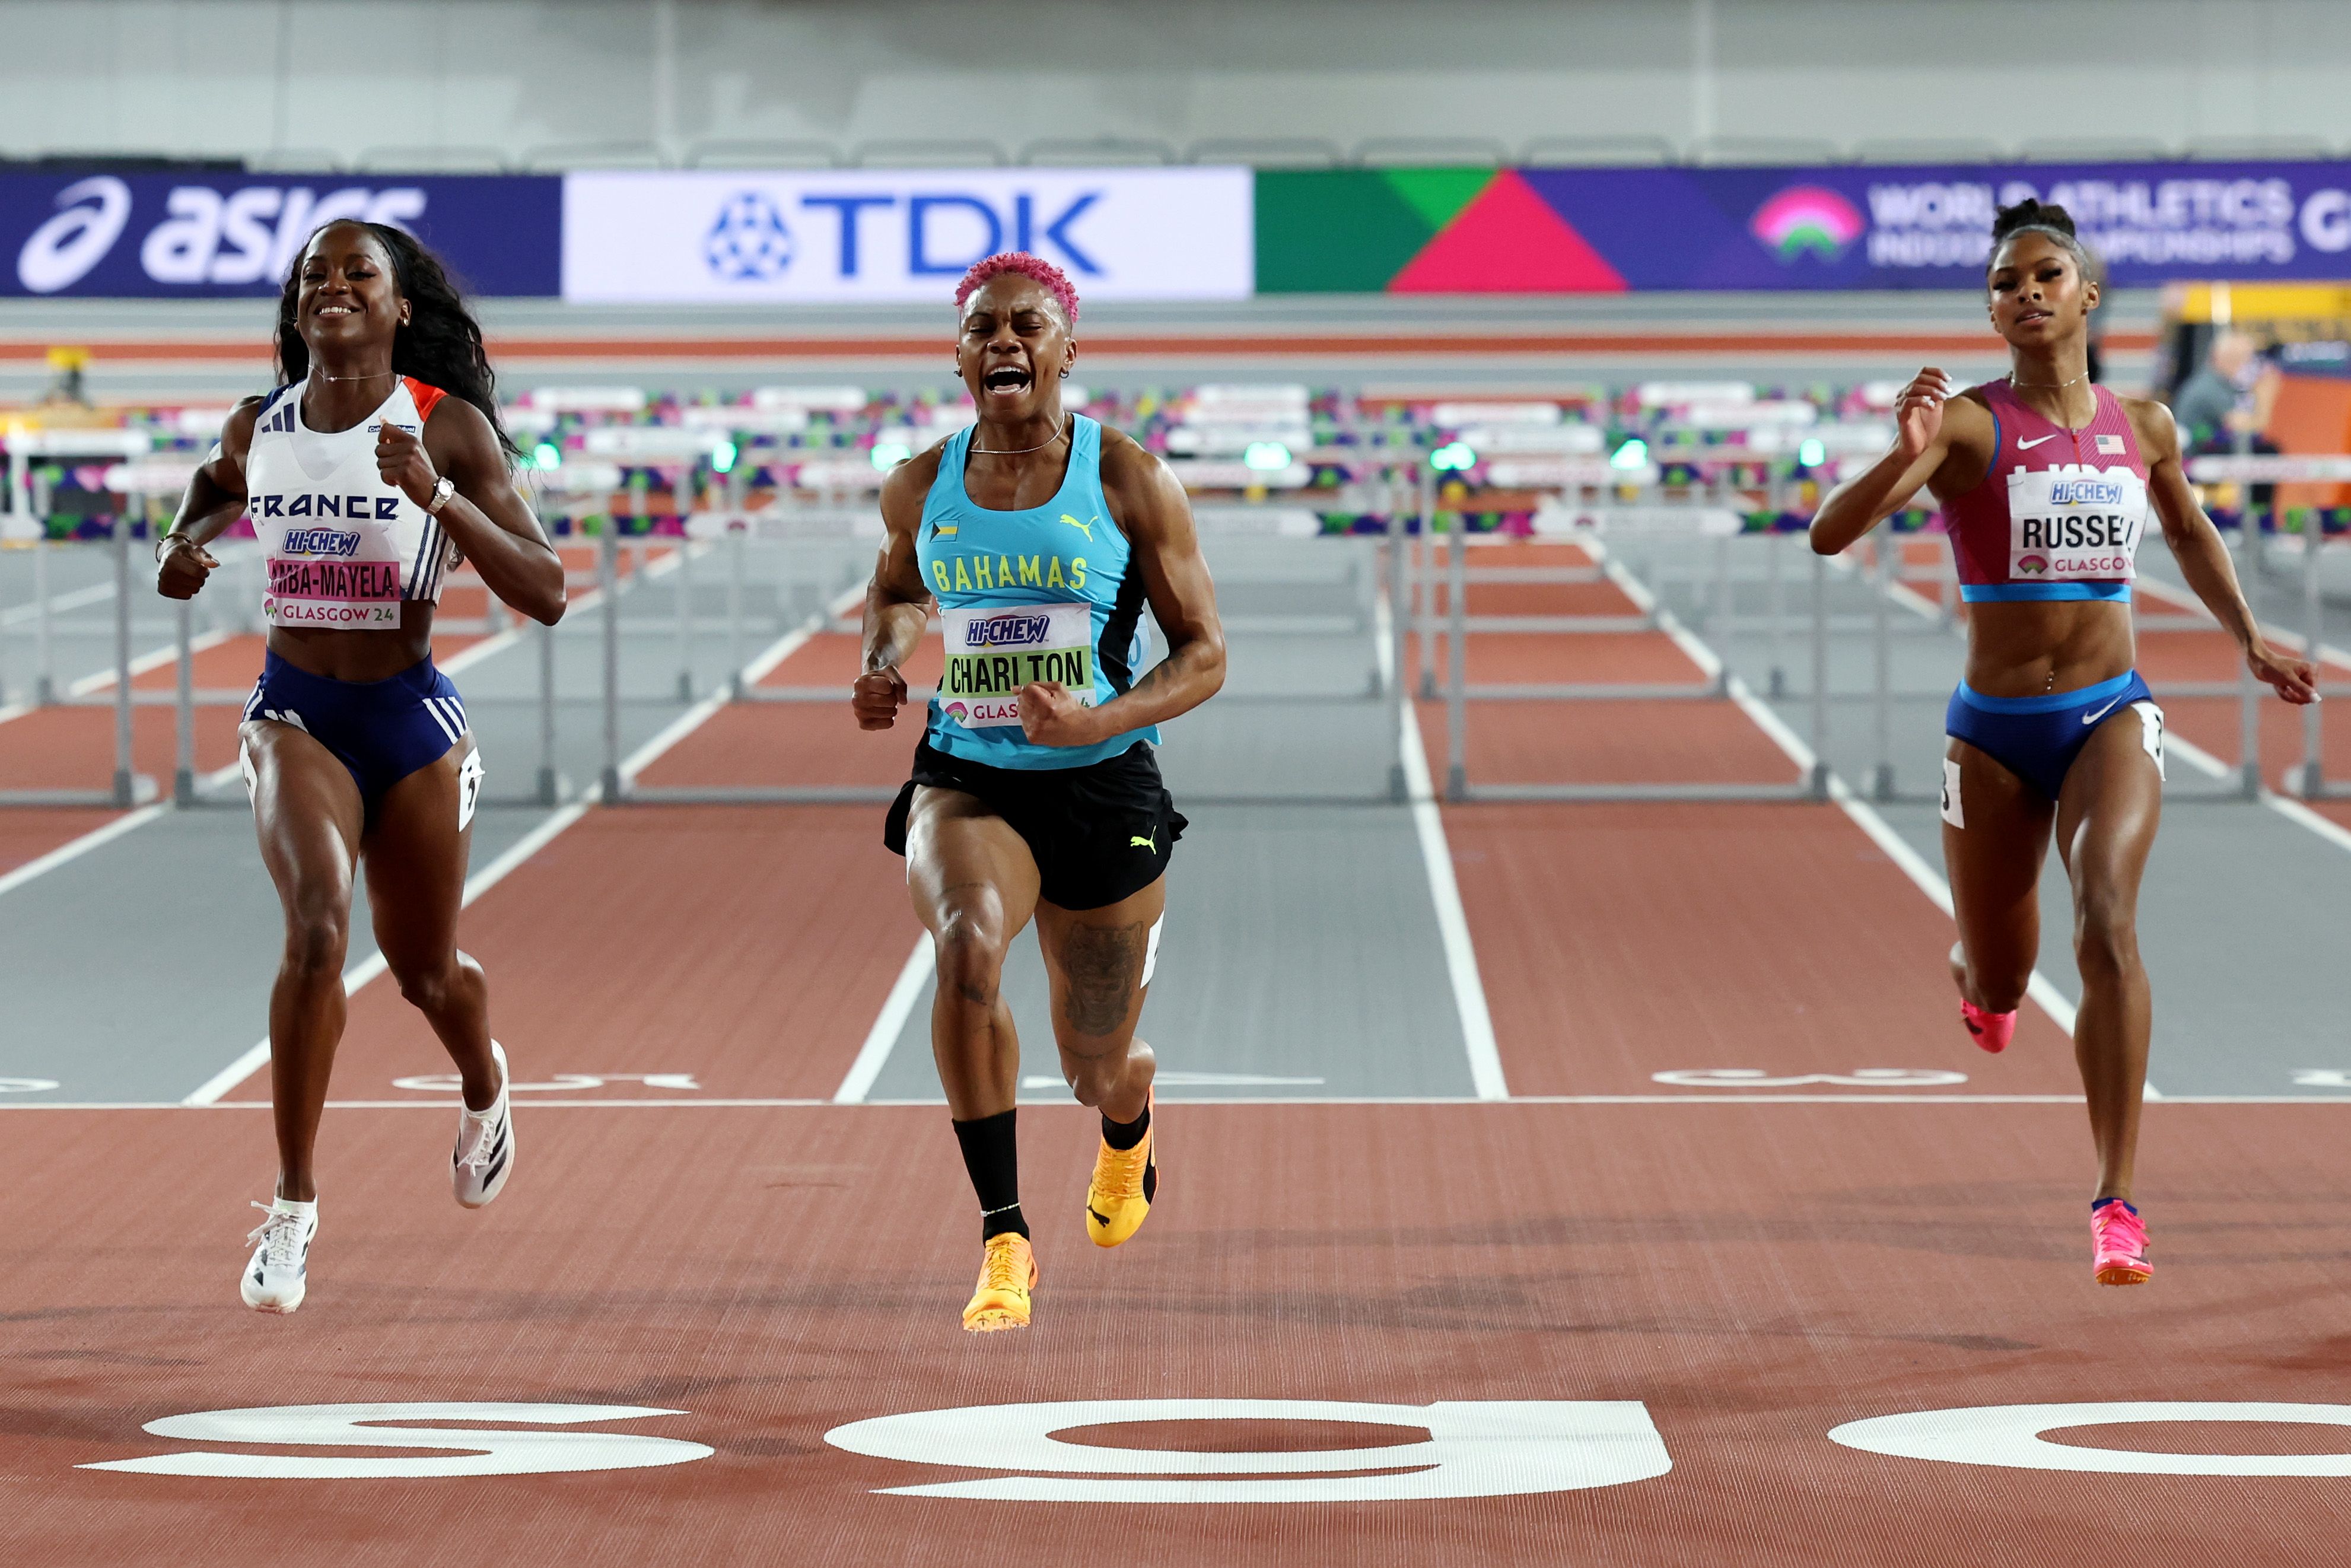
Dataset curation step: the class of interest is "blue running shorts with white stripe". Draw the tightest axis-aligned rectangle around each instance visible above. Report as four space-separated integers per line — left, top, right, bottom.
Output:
243 649 475 818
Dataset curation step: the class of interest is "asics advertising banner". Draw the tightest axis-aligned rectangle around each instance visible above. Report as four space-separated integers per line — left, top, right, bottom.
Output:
561 168 1253 303
1 173 561 298
1256 160 2351 293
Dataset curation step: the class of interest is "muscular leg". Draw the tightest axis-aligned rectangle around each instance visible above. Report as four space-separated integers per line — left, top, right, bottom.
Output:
1035 878 1163 1125
905 787 1041 1120
362 737 497 1110
244 720 365 1204
2053 718 2163 1204
1941 737 2054 1016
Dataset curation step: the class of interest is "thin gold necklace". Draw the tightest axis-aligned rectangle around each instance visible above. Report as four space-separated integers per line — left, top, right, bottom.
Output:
2008 371 2088 391
971 416 1069 456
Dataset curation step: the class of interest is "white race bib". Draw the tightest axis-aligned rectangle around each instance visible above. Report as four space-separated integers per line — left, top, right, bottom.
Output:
2005 466 2146 586
937 602 1096 729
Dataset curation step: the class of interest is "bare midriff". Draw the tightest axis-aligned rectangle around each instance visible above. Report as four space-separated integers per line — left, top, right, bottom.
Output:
1961 599 2134 698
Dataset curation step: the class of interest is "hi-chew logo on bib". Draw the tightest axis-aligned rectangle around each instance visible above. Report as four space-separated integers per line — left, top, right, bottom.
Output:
2006 465 2146 582
940 602 1095 728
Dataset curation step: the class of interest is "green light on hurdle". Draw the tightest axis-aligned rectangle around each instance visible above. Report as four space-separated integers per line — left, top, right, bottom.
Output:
711 440 739 474
871 441 914 470
533 443 561 470
1798 438 1827 467
1430 441 1477 472
1609 437 1649 470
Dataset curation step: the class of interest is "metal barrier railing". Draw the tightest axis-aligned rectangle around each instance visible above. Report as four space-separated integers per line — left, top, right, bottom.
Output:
597 452 1427 806
1433 459 2351 806
6 440 2341 815
2186 454 2351 800
1433 513 1828 804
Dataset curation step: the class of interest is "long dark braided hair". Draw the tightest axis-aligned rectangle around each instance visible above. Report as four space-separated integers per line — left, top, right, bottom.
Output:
273 220 518 462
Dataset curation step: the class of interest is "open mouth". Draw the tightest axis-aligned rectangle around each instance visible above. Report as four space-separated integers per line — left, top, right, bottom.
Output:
313 303 360 319
982 365 1032 394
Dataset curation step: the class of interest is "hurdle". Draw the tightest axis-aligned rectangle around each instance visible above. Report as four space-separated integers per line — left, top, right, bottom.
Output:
593 450 1423 807
2187 453 2351 800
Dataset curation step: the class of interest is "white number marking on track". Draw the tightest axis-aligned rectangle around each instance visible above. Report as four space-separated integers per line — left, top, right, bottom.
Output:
825 1400 1671 1502
1652 1068 1968 1089
1831 1402 2351 1477
79 1402 713 1479
389 1073 703 1093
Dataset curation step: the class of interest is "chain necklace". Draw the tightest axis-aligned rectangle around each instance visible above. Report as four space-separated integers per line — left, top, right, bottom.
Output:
971 416 1070 456
315 369 395 383
2008 370 2088 391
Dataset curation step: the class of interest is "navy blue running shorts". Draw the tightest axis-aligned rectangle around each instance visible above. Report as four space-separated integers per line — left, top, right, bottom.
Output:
241 650 479 823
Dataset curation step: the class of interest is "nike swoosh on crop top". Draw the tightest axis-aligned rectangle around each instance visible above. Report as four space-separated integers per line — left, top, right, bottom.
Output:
244 376 460 630
1942 380 2149 603
914 414 1159 771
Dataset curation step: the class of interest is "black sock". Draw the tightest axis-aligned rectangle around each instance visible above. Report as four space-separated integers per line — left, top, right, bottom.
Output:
1102 1102 1150 1152
952 1109 1027 1241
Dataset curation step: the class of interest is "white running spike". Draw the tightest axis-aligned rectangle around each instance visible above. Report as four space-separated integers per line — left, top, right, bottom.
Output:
452 1042 516 1210
240 1200 317 1314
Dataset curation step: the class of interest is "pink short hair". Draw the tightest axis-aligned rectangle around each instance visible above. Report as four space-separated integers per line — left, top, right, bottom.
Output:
953 252 1079 327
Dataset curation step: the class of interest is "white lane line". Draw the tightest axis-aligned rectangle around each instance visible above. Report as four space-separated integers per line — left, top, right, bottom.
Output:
1378 581 1507 1100
831 933 934 1104
1873 563 2351 861
1399 693 1509 1099
180 800 590 1106
434 537 699 679
24 1091 2351 1111
0 626 237 724
2166 724 2351 863
0 803 170 902
182 578 865 1108
1592 538 2093 1049
0 580 114 627
2133 572 2351 672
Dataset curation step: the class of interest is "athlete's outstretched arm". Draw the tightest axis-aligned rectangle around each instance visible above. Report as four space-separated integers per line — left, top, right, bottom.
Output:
854 456 938 730
1020 433 1226 746
155 398 263 600
1811 366 1986 555
2137 400 2316 704
380 398 565 625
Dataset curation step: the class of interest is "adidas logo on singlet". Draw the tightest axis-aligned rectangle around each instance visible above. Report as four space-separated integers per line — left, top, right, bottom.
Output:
258 402 294 435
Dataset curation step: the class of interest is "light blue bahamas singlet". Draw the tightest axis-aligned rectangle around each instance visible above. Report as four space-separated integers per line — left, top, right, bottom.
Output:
915 415 1159 771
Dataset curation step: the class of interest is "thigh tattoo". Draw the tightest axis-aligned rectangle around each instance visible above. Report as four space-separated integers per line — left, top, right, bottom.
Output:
1062 920 1149 1038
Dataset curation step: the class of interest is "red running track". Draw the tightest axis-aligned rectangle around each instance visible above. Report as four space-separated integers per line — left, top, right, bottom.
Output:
12 536 2350 1562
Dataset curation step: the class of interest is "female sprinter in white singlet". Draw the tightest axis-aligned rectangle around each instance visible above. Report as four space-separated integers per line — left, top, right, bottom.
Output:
1812 200 2315 1286
157 220 565 1313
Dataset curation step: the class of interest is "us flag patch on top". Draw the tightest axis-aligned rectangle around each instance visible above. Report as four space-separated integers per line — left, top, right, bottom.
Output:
2096 432 2126 455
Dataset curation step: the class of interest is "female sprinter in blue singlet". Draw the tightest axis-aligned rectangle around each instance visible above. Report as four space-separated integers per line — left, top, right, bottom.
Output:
1812 201 2315 1285
852 253 1227 1332
156 221 566 1313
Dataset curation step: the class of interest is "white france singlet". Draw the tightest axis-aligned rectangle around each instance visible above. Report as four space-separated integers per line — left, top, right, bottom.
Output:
244 376 460 629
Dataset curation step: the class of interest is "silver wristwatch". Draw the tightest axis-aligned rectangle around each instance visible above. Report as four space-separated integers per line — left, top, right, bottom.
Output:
424 476 456 514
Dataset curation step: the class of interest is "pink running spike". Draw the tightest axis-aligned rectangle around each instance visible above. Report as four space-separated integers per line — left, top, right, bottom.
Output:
1959 1000 2015 1054
2091 1203 2153 1285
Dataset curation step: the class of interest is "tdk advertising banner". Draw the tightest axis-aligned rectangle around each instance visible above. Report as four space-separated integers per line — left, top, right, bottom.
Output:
1 173 561 298
562 168 1253 303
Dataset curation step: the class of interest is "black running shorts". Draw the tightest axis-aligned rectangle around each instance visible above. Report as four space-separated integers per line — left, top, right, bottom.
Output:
885 738 1186 911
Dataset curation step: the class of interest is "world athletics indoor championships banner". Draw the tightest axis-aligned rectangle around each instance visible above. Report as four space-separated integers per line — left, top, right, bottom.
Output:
9 160 2351 298
1255 161 2351 292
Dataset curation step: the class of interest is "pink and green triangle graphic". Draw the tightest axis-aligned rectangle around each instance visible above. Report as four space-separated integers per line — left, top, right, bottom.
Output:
1388 170 1627 294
